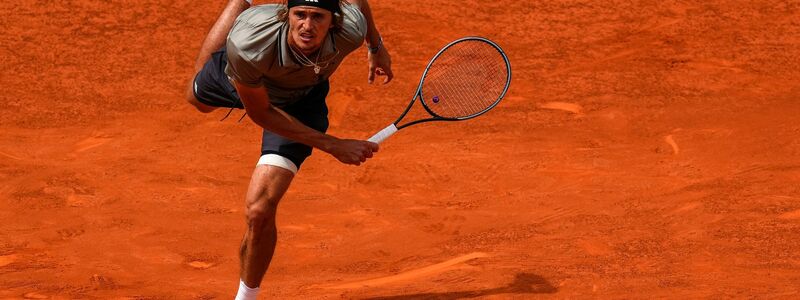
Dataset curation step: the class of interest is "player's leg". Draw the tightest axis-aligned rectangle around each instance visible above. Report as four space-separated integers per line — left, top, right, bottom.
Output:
186 0 251 112
236 81 330 296
237 144 313 291
239 164 295 288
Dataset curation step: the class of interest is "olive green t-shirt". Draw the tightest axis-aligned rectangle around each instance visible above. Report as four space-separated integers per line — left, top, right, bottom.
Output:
224 3 367 107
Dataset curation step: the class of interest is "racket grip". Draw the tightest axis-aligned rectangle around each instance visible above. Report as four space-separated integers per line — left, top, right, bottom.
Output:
368 124 398 144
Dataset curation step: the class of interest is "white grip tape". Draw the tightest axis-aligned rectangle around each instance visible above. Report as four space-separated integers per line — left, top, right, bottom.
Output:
368 124 398 144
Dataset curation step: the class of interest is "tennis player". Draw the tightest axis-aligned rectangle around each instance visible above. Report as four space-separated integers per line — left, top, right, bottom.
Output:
184 0 392 298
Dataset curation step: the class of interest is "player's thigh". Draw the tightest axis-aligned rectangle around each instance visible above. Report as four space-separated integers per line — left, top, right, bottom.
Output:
187 48 243 112
244 164 295 218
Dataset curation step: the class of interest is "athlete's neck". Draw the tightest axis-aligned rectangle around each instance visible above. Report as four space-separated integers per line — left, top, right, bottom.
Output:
287 36 321 57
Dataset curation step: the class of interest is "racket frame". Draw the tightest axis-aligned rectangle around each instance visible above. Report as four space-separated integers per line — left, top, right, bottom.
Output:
393 36 512 130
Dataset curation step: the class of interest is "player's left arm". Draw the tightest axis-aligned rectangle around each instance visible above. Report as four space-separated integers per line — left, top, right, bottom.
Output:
346 0 393 84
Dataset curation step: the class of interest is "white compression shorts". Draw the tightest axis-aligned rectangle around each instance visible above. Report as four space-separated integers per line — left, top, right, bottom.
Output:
257 154 298 174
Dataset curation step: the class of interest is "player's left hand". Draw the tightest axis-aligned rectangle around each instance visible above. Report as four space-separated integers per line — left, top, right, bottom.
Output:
368 46 393 84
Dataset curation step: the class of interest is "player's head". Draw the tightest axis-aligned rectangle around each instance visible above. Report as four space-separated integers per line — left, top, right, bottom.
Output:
282 0 343 55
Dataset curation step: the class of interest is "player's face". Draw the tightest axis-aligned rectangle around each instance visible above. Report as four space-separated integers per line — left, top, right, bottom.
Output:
288 6 334 55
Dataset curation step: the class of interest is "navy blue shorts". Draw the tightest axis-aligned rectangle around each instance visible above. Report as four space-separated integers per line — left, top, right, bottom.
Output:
193 48 329 169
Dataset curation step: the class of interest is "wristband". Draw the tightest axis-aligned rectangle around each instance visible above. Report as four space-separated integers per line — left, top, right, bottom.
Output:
367 37 383 54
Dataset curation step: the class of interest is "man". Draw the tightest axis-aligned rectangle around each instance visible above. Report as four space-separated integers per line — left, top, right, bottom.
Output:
184 0 392 298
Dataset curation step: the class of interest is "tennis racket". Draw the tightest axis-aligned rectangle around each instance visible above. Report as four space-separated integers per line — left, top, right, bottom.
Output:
367 36 512 144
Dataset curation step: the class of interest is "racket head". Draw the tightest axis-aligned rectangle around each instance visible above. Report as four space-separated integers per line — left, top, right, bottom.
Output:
417 37 511 120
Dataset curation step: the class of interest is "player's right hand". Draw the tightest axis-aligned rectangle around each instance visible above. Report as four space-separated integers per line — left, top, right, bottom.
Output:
329 139 379 166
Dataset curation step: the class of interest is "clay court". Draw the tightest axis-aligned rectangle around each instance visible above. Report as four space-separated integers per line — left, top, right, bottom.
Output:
2 0 799 298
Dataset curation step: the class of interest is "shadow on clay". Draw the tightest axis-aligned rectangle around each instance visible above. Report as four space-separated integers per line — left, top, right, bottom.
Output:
362 272 557 300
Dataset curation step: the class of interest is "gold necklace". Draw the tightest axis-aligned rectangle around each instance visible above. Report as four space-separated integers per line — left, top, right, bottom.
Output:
290 45 323 74
289 42 340 75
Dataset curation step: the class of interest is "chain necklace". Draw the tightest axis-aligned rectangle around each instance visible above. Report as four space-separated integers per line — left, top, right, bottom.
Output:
289 45 321 74
289 43 339 74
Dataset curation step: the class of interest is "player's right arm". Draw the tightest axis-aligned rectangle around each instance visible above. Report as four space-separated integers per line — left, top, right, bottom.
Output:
233 81 378 165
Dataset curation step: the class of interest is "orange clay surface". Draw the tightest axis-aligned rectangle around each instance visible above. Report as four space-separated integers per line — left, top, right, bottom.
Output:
1 0 800 299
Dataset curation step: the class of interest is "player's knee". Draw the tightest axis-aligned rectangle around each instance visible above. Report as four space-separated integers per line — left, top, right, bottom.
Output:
185 94 216 113
246 194 281 225
185 80 216 113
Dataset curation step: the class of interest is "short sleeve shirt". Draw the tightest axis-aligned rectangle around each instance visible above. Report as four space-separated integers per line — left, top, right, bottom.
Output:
224 4 367 106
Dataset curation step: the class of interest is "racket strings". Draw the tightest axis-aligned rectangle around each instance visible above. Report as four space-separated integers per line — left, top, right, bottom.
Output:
422 41 508 119
438 54 484 115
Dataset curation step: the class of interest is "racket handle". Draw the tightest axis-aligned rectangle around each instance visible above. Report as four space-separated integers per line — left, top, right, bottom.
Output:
368 124 398 144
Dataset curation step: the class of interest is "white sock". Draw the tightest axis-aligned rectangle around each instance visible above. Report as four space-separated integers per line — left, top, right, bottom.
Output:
234 280 260 300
